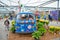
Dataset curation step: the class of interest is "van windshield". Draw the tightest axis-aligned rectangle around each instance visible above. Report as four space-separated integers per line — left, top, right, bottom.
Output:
17 14 35 20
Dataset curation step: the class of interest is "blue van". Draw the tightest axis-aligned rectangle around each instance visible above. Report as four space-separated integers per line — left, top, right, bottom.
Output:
15 12 36 33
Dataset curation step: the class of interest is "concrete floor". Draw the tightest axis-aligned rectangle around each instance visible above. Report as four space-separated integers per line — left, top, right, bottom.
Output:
51 38 60 40
0 19 11 40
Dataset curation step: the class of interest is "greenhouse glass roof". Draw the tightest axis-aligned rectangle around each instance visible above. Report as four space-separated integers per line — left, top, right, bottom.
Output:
0 0 60 7
0 0 60 12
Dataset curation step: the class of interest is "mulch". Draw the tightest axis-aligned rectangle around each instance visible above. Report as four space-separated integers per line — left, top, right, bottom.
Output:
8 31 60 40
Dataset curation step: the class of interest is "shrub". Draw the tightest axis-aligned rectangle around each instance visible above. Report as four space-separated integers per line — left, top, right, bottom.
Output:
49 26 60 33
38 27 46 34
10 26 15 32
49 28 55 33
32 31 42 39
32 20 47 40
37 22 44 28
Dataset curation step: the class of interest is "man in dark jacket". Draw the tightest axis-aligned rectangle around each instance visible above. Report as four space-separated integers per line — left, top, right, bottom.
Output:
48 14 52 21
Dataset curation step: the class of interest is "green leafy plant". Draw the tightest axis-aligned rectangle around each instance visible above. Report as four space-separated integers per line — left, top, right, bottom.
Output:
45 22 49 25
58 18 60 21
32 28 46 40
32 31 42 40
37 21 46 35
49 26 60 34
10 26 15 33
55 27 60 31
44 20 49 25
32 21 47 40
38 27 46 34
37 22 44 28
10 20 15 33
49 28 55 33
11 20 15 25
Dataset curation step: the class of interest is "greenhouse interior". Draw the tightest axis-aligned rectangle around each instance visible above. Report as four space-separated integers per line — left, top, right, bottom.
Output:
0 0 60 40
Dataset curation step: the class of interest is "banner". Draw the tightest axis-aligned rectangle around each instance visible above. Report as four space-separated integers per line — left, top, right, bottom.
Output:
50 10 58 20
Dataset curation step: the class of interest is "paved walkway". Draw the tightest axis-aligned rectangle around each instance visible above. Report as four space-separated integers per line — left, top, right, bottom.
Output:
51 38 60 40
0 19 11 40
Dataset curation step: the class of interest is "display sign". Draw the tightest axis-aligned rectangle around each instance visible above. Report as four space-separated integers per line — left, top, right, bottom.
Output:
50 10 58 20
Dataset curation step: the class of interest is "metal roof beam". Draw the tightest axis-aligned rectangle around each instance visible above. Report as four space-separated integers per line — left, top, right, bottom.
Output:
0 6 18 9
0 5 60 8
0 4 3 6
0 1 8 6
0 1 18 11
38 0 57 7
24 6 60 9
0 1 13 11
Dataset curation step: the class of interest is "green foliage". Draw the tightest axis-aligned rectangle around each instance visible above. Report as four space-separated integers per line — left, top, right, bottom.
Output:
11 20 15 25
32 21 47 39
40 22 45 24
38 27 46 34
55 27 60 31
32 31 42 39
32 28 46 39
58 18 60 21
45 20 49 25
21 4 23 7
49 28 55 33
10 20 15 32
37 22 44 28
10 26 15 32
49 26 60 33
45 22 49 25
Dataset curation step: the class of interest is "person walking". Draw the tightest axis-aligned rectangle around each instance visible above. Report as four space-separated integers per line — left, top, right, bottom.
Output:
48 14 53 21
4 18 10 31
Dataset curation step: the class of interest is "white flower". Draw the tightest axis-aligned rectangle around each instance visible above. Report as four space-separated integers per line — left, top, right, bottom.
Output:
28 25 32 29
21 29 24 32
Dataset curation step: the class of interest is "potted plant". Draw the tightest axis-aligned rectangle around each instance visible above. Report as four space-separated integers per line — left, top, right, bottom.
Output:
32 31 42 40
10 26 15 33
10 20 15 33
38 27 46 36
37 21 46 35
32 21 46 40
49 27 55 33
37 22 44 28
54 27 60 34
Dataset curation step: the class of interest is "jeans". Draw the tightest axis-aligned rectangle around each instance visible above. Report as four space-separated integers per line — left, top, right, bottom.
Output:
5 26 9 31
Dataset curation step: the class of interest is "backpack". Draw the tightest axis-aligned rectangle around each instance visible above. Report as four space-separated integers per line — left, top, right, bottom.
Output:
4 20 10 26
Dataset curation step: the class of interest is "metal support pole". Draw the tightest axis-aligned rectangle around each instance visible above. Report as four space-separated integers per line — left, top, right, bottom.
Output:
57 0 59 21
18 0 21 12
0 1 8 6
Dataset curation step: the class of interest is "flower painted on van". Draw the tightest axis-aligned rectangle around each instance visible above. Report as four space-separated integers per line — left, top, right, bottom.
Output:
28 25 32 29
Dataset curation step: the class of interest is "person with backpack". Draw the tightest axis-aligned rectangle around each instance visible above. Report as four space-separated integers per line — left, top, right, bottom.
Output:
4 18 10 31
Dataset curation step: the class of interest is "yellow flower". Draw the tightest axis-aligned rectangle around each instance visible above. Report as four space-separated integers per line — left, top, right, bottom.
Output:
11 20 15 24
45 20 49 23
55 26 60 30
49 26 54 28
40 19 45 22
